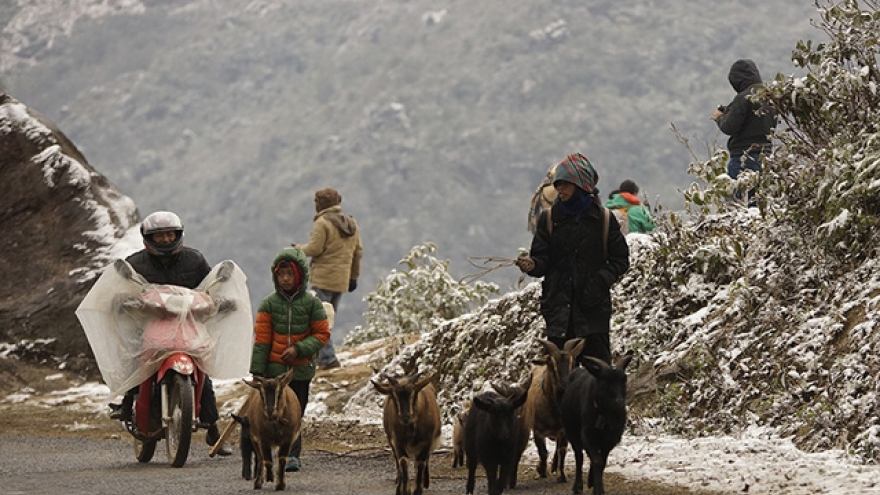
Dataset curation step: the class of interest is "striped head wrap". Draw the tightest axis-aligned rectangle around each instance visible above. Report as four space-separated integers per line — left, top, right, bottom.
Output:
553 153 599 193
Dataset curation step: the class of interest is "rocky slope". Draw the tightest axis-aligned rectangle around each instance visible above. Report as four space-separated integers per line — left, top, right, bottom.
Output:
0 94 138 374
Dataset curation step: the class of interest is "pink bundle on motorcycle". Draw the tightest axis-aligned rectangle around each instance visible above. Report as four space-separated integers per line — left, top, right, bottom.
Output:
76 260 253 396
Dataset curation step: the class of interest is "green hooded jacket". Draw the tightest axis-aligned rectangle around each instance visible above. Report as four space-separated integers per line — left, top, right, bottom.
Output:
249 247 329 381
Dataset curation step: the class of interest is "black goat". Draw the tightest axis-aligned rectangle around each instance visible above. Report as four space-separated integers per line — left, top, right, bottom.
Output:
489 376 532 490
561 351 634 495
464 385 529 495
231 413 256 481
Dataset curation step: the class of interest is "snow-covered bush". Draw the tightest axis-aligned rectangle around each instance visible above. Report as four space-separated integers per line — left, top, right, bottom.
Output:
617 0 880 460
344 242 499 346
347 0 880 463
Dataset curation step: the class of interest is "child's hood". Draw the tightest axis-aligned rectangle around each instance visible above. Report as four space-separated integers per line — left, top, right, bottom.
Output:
271 247 310 292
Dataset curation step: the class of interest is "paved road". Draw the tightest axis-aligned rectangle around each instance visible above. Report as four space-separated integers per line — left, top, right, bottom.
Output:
0 434 583 495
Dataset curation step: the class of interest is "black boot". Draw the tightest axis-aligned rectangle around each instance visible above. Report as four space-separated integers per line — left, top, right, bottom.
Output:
109 394 133 421
206 423 232 456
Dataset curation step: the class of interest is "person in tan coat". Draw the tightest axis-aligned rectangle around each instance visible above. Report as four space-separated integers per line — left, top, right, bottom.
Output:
294 187 363 369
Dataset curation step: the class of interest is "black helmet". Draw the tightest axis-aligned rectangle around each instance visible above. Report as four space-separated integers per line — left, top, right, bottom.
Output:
141 211 184 256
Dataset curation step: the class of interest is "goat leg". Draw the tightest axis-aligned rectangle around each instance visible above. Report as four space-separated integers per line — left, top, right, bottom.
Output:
588 450 609 495
262 443 275 484
485 462 502 495
555 437 568 483
571 446 585 495
396 456 409 495
465 461 477 494
534 433 549 477
423 457 430 488
253 446 265 490
274 447 286 491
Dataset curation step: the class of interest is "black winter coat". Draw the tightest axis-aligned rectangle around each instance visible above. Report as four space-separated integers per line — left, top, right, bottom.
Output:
527 201 629 338
715 59 777 157
126 247 211 289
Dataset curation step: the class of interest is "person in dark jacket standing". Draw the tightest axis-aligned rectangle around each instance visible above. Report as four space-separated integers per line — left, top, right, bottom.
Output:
710 59 777 204
515 153 630 364
294 187 363 370
112 211 232 456
250 247 330 472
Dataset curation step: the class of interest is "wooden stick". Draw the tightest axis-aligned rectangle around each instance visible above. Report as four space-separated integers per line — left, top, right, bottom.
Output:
209 394 252 457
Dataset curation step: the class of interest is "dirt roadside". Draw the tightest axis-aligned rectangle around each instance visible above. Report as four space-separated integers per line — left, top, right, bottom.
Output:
0 354 722 495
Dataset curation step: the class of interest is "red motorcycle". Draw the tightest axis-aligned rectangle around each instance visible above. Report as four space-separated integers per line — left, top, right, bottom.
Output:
77 259 252 467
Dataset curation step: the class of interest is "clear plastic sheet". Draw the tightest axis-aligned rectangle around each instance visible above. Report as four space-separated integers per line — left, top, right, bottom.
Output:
76 259 253 396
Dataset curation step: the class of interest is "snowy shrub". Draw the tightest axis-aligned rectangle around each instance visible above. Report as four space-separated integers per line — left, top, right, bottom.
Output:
344 242 499 346
347 0 880 463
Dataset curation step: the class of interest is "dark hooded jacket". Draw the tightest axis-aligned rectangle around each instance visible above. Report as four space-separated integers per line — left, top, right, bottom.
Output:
715 59 777 157
250 247 330 381
528 200 630 338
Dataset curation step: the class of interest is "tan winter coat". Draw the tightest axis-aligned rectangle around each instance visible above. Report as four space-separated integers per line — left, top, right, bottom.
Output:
299 205 363 293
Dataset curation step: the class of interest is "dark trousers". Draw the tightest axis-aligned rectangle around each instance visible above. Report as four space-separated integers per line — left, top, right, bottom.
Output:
286 379 310 458
547 310 613 365
198 376 219 424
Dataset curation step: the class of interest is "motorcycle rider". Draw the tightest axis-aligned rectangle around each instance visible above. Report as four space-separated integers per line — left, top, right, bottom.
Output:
109 211 232 456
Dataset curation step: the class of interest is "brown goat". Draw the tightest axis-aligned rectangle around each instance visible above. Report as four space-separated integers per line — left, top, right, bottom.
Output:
241 369 302 491
372 371 442 495
452 399 470 469
522 338 585 483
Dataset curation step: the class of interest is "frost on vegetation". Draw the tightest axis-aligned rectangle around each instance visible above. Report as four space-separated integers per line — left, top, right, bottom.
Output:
343 242 498 347
342 0 880 464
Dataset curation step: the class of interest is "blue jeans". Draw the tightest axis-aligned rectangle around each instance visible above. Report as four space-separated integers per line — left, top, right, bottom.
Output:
727 151 763 204
313 287 341 365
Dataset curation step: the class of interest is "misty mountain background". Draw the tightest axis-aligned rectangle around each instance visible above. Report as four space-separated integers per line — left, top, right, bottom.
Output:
0 0 822 336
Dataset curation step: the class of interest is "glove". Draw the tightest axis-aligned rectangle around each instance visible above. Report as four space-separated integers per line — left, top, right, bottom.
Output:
514 258 535 273
215 298 236 313
348 279 357 292
215 260 234 282
114 259 134 279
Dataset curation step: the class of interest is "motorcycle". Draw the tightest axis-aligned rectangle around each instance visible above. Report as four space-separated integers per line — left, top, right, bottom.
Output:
76 259 252 467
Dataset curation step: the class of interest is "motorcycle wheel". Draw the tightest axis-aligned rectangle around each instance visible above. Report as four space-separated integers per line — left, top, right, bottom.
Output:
133 399 157 463
134 437 157 463
165 372 194 468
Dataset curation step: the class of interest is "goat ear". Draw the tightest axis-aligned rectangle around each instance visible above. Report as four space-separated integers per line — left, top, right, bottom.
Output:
566 338 585 358
490 381 509 396
279 368 296 388
413 372 435 392
536 339 558 355
371 378 393 395
472 394 491 411
511 388 529 409
532 357 547 366
582 356 610 377
243 378 261 389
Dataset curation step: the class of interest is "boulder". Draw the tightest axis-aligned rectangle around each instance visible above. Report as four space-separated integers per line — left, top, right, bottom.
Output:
0 93 139 375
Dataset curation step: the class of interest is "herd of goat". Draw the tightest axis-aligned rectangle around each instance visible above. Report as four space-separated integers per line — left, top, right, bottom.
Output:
233 337 633 495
